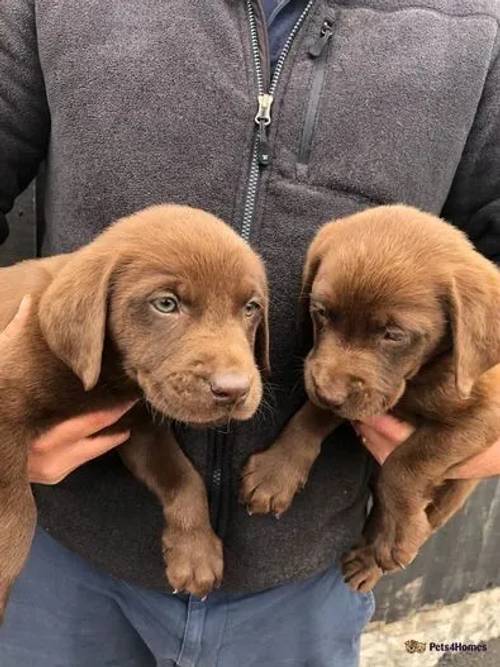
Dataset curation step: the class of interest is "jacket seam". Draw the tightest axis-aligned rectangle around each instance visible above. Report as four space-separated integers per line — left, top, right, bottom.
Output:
271 172 391 207
441 24 500 222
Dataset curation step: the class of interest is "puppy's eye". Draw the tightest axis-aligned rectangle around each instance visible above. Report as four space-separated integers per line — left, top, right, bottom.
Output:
150 295 179 314
244 300 261 317
382 326 406 343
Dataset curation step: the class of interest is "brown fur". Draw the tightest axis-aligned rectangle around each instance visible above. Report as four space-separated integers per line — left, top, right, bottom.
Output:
0 204 269 612
240 205 500 591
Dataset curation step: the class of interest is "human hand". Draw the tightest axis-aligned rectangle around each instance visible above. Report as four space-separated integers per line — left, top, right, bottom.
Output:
28 404 135 484
353 415 414 466
0 296 135 484
355 415 500 480
446 439 500 479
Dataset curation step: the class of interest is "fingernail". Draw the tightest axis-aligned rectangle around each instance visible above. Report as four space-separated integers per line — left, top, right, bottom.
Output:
247 509 253 516
172 589 178 595
118 400 138 415
14 295 31 321
18 294 31 312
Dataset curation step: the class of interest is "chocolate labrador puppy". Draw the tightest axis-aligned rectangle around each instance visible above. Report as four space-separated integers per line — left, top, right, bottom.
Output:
240 205 500 591
0 204 269 615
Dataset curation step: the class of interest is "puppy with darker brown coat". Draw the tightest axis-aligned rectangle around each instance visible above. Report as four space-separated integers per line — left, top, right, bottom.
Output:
240 205 500 591
0 204 269 616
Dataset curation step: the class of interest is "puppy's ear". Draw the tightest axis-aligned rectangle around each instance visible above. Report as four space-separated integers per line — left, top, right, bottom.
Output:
446 268 500 398
301 222 336 310
255 298 271 376
299 222 336 343
39 250 116 390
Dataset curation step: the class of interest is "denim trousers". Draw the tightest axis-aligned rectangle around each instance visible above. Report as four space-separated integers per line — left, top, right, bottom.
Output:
0 528 375 666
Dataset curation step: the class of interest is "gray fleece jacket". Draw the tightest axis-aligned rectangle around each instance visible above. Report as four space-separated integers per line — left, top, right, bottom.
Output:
0 0 499 593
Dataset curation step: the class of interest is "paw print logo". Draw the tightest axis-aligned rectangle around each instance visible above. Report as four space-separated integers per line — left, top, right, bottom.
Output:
405 640 427 654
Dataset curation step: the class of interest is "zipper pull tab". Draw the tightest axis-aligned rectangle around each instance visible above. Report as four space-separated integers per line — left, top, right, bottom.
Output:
255 94 274 166
308 17 334 58
257 120 271 166
255 93 274 126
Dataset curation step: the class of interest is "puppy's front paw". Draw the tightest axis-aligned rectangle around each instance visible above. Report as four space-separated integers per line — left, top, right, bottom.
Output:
372 535 419 572
239 449 308 517
341 545 383 592
372 511 430 572
162 527 223 599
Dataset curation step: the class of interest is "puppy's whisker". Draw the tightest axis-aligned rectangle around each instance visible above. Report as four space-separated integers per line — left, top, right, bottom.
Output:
262 382 278 400
287 378 306 401
214 423 231 435
252 396 278 427
145 401 172 430
262 380 281 392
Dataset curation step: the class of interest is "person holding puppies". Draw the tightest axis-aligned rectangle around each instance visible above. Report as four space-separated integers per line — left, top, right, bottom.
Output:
1 1 500 665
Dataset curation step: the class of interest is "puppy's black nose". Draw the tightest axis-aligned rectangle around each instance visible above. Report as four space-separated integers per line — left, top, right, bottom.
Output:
210 373 250 404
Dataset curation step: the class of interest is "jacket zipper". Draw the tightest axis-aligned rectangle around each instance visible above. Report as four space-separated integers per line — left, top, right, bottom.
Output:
208 0 316 541
297 13 335 178
208 429 223 530
241 0 315 240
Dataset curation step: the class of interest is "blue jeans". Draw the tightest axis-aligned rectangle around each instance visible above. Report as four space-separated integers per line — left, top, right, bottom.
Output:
0 528 374 666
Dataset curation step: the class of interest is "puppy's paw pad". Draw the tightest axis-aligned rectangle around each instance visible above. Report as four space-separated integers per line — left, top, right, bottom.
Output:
390 545 417 570
373 539 416 572
239 451 306 516
163 529 223 599
341 546 383 592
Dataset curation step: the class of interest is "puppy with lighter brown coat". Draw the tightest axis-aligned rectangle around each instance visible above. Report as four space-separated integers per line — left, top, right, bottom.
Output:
240 205 500 591
0 204 269 616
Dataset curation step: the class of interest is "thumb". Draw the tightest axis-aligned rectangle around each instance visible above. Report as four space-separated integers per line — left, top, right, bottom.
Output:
360 414 414 443
1 295 32 344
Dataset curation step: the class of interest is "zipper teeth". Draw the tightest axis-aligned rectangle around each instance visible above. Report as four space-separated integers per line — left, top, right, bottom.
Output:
269 0 315 95
246 0 265 95
241 0 315 239
241 138 260 240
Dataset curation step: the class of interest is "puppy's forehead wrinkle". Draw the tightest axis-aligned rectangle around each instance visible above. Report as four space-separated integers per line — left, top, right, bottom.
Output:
315 261 439 315
315 219 451 314
126 246 256 285
322 205 477 276
95 203 265 287
110 248 265 310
